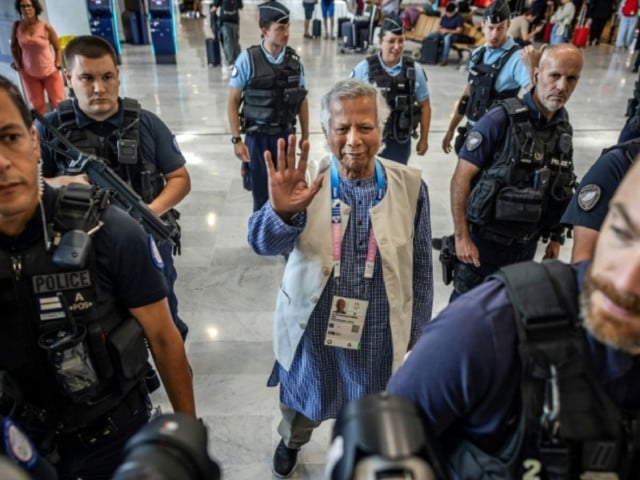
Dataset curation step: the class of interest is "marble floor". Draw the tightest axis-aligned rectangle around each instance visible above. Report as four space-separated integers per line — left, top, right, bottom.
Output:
109 2 638 478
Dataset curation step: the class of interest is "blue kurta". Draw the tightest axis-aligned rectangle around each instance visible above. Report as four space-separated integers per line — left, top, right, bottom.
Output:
249 170 432 422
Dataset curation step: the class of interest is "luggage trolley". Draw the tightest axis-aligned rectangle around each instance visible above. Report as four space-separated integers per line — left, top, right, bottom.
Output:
338 0 379 54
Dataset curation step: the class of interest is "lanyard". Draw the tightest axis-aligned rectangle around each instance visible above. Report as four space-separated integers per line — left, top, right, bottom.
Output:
330 156 385 279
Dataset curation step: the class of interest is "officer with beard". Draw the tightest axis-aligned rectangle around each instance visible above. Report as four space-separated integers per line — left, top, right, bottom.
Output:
387 146 640 479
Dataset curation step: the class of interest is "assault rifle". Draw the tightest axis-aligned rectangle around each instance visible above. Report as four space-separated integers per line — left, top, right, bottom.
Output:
33 110 177 247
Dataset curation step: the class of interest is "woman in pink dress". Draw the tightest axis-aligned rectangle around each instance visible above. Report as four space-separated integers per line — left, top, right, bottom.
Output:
10 0 65 114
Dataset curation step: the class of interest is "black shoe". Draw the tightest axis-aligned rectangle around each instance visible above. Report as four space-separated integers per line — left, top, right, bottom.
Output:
272 440 298 478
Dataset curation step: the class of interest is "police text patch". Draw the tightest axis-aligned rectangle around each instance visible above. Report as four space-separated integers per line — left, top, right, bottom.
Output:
464 131 483 151
577 184 601 211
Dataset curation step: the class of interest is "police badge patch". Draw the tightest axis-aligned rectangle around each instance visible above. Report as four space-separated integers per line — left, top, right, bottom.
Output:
230 65 238 77
464 131 483 151
577 184 601 211
149 236 165 270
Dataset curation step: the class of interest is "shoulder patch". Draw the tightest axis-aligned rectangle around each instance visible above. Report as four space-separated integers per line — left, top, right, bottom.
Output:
172 135 182 154
464 131 483 151
148 236 165 270
230 65 238 77
577 184 602 212
349 70 355 78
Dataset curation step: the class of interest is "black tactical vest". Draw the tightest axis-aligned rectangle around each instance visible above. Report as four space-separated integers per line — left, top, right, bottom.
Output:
465 98 575 245
493 261 640 479
367 55 422 143
466 45 521 122
55 98 164 203
241 46 307 133
0 185 149 435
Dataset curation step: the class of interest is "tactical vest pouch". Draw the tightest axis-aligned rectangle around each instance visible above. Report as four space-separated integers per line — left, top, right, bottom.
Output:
495 187 543 223
107 317 148 381
466 177 501 225
38 326 99 403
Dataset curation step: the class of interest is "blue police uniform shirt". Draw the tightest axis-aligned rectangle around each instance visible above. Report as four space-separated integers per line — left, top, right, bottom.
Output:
561 146 633 231
468 36 531 95
350 53 430 103
229 41 306 90
387 261 640 456
38 98 186 178
459 89 571 169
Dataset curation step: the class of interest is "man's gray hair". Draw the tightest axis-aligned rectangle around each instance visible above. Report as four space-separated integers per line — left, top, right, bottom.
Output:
320 79 390 134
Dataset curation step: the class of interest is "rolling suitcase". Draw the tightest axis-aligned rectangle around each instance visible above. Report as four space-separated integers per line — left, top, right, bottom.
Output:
420 37 441 64
206 37 221 66
341 20 369 49
573 26 589 47
572 2 589 47
206 17 222 66
313 18 322 38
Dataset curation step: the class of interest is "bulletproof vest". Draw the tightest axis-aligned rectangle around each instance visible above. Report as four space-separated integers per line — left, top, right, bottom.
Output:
241 46 308 133
367 55 422 143
0 185 149 435
466 45 521 122
55 98 165 203
220 0 240 22
491 261 640 479
466 97 575 245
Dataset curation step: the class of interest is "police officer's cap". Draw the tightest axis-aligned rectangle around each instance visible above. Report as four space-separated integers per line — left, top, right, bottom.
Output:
484 0 510 23
259 1 290 24
381 14 404 35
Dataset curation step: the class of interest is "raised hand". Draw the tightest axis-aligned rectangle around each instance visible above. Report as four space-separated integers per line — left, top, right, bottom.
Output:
266 134 324 222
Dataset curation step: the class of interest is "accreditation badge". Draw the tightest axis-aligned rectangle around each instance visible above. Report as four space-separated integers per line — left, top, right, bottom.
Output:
324 296 368 350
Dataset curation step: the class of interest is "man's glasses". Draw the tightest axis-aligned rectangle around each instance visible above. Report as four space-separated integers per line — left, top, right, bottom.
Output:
19 4 34 9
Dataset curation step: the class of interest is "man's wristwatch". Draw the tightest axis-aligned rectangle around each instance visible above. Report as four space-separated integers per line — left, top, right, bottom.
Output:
231 136 242 144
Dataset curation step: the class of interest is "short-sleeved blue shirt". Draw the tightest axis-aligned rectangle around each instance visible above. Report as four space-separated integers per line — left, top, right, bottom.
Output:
468 37 531 94
229 41 306 91
350 54 430 102
561 146 634 231
38 98 186 178
459 90 571 169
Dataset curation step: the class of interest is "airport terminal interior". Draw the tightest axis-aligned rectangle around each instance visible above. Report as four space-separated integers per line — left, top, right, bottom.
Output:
23 0 639 477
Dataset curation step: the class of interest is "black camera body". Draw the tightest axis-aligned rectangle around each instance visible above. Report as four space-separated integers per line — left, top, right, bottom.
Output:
113 413 221 480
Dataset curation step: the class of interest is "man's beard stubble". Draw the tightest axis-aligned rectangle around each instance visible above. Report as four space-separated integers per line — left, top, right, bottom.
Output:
580 265 640 355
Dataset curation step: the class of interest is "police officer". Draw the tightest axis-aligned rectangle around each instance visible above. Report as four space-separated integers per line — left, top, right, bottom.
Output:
449 44 583 300
441 0 532 155
228 0 309 212
37 36 190 340
388 158 640 479
562 136 640 263
350 14 431 165
0 75 195 480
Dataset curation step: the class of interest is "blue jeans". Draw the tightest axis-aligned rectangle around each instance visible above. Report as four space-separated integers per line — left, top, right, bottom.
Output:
449 230 538 302
617 15 638 48
550 24 568 45
158 240 188 340
220 22 241 65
